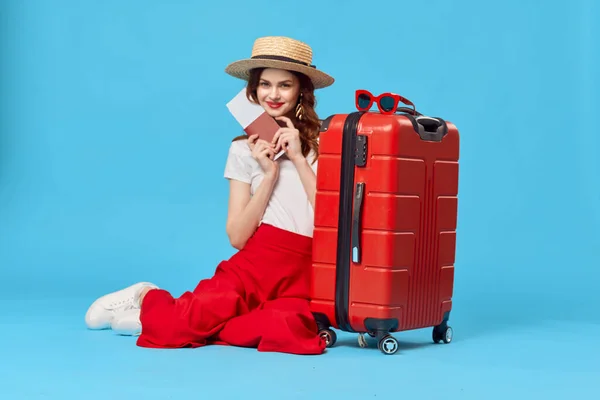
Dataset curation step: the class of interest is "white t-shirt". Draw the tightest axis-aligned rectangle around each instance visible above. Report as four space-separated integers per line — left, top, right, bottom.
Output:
223 139 318 238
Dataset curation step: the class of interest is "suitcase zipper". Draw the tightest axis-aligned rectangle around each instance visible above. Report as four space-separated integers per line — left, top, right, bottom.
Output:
334 111 365 332
351 182 365 263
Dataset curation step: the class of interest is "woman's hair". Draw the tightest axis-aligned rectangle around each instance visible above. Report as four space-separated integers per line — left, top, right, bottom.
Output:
232 68 320 163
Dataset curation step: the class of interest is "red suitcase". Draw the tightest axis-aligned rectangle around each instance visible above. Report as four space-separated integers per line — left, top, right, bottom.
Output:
310 103 459 355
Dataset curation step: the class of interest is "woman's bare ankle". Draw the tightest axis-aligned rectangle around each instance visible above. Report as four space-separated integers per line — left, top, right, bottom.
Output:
137 287 154 306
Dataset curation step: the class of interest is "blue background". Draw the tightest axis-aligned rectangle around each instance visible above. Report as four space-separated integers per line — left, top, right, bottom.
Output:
1 0 598 398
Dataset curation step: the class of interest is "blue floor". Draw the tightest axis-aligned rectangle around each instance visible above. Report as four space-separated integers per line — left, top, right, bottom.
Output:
1 297 598 399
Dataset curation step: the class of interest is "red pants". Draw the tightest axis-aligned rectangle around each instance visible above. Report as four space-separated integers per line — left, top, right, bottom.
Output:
136 224 326 355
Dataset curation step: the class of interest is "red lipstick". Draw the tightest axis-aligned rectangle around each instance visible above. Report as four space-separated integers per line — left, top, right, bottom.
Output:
266 101 283 109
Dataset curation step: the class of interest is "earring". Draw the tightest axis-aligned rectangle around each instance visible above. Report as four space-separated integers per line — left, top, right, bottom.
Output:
295 93 304 121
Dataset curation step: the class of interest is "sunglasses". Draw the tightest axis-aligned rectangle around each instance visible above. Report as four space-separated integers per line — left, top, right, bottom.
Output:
355 89 417 115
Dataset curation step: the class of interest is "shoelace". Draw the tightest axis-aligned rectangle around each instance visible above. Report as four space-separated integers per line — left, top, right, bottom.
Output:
108 296 135 311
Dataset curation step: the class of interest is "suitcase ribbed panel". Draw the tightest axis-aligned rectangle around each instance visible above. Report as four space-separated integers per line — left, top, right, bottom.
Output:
409 166 438 329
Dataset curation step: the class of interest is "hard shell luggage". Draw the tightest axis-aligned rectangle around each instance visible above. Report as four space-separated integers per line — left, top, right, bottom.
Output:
309 97 460 355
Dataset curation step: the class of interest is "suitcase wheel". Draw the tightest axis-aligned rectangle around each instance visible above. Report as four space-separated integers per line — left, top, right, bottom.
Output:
432 325 453 344
377 335 399 355
318 329 337 348
357 333 368 348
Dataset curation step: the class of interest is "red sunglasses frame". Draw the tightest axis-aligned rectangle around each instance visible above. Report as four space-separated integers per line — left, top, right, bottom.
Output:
355 89 416 115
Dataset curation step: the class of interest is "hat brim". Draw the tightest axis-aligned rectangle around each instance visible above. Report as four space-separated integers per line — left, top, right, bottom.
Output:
225 58 334 89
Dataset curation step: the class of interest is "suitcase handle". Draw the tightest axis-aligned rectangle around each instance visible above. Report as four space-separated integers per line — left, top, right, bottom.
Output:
352 182 365 263
415 116 448 142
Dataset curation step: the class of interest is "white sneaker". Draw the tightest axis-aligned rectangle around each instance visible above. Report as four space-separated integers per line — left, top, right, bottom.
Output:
112 309 142 336
84 282 157 330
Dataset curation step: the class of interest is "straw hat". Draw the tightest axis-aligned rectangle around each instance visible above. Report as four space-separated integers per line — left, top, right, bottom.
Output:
225 36 334 89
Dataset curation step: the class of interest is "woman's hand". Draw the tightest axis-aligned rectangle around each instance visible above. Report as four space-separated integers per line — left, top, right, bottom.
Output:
248 134 279 179
272 116 304 164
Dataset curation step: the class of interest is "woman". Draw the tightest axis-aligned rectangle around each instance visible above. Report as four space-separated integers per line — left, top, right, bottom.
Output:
84 36 335 355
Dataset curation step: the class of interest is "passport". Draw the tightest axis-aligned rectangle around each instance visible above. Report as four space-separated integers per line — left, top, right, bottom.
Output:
226 88 285 160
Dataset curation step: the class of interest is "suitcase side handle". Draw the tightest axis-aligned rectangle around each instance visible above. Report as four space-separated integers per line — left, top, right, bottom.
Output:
352 182 365 263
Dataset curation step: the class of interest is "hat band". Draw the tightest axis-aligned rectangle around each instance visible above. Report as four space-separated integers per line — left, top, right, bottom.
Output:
251 54 316 69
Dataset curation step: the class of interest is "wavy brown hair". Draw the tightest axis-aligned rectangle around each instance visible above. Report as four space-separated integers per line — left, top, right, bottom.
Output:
232 68 320 163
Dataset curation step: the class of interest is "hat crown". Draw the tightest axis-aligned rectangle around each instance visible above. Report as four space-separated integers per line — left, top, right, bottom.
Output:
250 36 313 66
